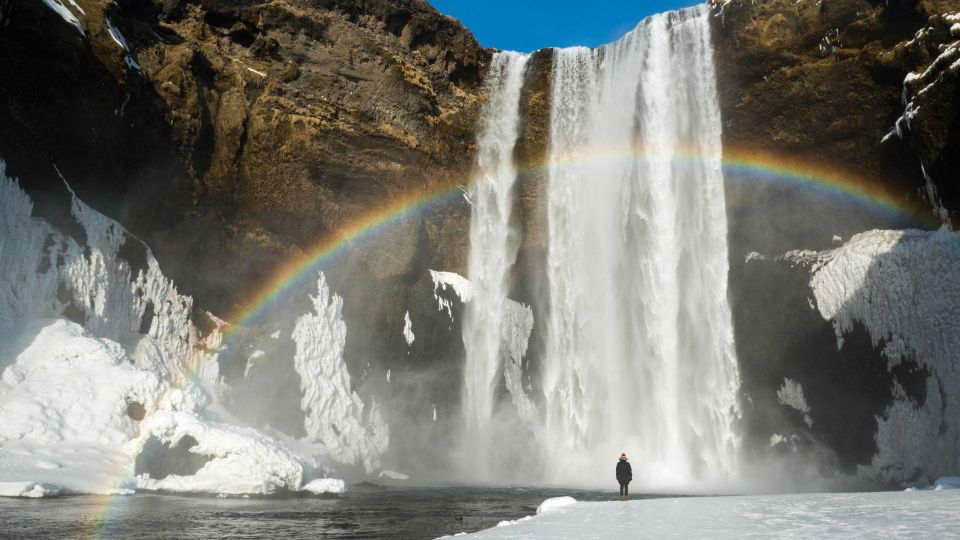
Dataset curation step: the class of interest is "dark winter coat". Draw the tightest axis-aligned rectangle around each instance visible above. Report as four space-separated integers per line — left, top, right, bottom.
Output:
616 459 632 484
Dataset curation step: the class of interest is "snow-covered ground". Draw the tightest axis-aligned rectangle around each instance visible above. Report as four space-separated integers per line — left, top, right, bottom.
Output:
460 490 960 539
0 159 385 497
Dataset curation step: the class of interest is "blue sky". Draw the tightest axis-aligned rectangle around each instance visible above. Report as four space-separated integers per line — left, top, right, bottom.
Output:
429 1 702 52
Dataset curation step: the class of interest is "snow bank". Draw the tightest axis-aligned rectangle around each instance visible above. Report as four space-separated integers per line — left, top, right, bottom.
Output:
487 496 577 530
462 491 960 538
0 481 62 498
536 496 577 514
302 478 346 494
0 159 388 496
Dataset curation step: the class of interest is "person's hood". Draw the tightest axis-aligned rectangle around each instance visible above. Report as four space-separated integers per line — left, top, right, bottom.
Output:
619 457 628 461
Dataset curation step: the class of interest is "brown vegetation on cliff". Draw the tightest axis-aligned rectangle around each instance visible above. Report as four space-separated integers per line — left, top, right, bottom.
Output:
0 0 489 316
712 0 960 224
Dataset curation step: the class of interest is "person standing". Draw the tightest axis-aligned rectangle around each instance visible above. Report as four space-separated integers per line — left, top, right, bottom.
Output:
616 453 632 501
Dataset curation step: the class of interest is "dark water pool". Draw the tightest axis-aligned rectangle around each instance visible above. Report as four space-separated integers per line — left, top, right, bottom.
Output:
0 484 663 539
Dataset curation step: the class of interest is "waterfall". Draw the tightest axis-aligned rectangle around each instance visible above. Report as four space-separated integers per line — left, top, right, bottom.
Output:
543 6 740 488
461 51 530 471
461 6 739 489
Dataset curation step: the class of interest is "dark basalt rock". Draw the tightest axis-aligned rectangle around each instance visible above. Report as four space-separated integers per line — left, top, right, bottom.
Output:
711 0 959 225
135 435 211 480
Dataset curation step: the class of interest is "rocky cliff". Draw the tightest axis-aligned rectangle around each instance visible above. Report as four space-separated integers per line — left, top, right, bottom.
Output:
712 0 960 487
0 3 489 468
0 0 488 316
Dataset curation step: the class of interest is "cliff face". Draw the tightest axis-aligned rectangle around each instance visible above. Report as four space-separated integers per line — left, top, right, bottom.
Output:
0 3 488 456
713 0 960 237
712 0 960 485
0 0 488 317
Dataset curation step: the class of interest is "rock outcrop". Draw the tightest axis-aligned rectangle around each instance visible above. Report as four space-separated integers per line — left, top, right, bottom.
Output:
712 0 960 236
712 0 960 486
0 0 488 316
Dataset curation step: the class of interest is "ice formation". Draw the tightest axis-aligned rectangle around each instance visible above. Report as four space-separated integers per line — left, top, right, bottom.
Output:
429 269 473 320
795 228 960 484
41 0 84 35
0 481 64 498
302 477 346 494
104 17 141 71
0 159 383 496
890 14 959 227
134 411 320 495
378 470 410 481
500 300 536 425
293 273 389 474
777 378 812 427
403 311 415 345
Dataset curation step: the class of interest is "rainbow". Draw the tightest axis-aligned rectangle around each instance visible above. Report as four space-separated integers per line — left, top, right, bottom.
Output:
82 147 934 536
222 182 468 332
222 145 932 335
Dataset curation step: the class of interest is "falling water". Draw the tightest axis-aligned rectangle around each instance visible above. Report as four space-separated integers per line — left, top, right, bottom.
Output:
461 51 530 474
542 6 741 488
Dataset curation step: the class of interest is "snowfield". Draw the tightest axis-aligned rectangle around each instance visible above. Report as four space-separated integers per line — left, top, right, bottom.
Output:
460 490 960 539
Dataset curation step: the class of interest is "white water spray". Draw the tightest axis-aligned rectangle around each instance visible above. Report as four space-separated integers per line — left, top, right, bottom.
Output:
542 6 740 489
461 51 530 471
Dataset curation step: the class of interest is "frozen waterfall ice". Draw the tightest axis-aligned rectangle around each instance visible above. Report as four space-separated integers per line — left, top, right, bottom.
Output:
461 5 741 489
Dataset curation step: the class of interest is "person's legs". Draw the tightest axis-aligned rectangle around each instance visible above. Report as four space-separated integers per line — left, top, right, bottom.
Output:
619 483 627 499
624 483 628 498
